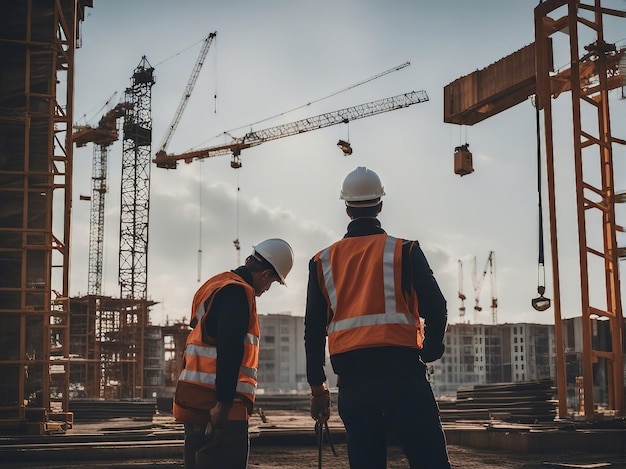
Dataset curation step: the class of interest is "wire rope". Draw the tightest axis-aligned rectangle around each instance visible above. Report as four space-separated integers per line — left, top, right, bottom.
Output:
188 61 411 150
535 99 546 289
197 161 203 282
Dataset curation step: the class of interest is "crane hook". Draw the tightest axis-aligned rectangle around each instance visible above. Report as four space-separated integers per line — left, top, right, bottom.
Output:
532 285 551 312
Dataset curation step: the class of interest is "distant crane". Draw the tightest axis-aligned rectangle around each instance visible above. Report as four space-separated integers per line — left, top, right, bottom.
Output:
458 259 466 321
153 90 429 169
471 251 497 325
73 100 130 295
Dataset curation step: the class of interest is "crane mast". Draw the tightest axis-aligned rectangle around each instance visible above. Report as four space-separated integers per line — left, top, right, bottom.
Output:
158 32 217 155
153 90 429 169
119 56 155 300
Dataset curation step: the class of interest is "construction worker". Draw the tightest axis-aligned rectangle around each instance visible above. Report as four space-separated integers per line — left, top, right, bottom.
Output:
305 167 451 468
174 238 294 469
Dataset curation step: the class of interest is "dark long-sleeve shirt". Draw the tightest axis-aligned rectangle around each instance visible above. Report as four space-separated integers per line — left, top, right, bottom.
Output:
201 266 252 403
304 217 448 386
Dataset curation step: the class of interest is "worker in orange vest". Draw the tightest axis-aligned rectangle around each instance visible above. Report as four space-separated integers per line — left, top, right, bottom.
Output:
174 238 294 469
305 167 451 468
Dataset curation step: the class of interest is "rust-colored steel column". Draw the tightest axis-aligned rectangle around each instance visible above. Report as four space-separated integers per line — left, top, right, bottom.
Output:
534 0 569 419
535 0 625 419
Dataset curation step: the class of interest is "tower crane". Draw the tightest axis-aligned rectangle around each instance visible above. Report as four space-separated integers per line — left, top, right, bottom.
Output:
118 28 216 299
458 259 466 321
157 31 217 156
153 90 429 169
73 100 130 295
471 251 497 325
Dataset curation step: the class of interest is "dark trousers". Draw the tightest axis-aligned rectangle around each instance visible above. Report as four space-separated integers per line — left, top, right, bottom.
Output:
183 421 249 469
337 363 451 469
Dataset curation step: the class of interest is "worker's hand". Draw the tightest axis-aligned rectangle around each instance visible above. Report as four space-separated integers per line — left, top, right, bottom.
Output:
198 404 229 452
209 401 230 429
198 419 224 452
310 385 331 424
420 340 445 363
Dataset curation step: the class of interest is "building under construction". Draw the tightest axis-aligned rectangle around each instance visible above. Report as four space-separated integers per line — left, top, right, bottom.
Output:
0 0 88 433
0 0 191 433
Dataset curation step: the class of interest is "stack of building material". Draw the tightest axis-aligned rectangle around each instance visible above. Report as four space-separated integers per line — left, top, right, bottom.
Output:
69 399 156 421
450 379 558 423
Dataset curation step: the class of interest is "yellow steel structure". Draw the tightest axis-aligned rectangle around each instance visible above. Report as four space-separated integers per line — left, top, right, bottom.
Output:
535 0 625 419
445 0 624 419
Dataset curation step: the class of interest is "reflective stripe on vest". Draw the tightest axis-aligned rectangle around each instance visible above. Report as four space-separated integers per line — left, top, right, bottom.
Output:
318 234 422 355
184 343 258 379
194 302 205 324
178 369 257 396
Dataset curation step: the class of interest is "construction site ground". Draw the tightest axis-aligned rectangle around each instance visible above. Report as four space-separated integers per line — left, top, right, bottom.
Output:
2 411 626 468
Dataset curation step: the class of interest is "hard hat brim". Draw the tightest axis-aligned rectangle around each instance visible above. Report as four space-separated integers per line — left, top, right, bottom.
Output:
345 198 382 208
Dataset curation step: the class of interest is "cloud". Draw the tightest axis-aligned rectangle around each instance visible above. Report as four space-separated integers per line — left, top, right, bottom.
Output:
69 0 626 331
147 178 339 323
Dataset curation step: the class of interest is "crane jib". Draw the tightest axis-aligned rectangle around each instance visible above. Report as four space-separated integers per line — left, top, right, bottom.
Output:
154 90 429 168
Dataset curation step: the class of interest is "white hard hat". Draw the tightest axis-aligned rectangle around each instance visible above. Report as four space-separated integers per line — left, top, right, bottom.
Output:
252 238 294 285
340 166 385 207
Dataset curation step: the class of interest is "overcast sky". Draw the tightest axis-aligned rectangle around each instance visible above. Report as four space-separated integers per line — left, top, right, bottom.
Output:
70 0 626 327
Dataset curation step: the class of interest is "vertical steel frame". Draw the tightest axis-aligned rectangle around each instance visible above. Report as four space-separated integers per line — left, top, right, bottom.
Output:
0 0 79 430
535 0 625 418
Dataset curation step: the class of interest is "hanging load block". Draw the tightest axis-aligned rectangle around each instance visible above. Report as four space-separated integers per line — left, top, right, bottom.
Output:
454 144 474 176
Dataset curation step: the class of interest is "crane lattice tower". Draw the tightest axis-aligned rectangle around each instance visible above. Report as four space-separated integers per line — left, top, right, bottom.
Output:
120 56 155 300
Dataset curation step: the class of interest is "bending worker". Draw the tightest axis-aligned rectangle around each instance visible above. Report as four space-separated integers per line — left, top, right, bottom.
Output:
304 167 451 468
174 238 294 469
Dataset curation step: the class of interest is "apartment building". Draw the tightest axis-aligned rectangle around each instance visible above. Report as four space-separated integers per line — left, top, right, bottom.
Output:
155 316 613 401
257 312 308 392
431 322 555 396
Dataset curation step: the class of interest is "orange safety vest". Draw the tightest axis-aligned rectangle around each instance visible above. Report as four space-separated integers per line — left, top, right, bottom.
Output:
173 271 259 423
315 234 424 356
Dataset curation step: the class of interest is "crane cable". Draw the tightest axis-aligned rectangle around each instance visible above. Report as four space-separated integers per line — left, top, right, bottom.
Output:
533 99 551 311
231 61 411 132
152 36 206 68
234 171 241 266
189 61 411 150
197 161 204 282
213 37 218 114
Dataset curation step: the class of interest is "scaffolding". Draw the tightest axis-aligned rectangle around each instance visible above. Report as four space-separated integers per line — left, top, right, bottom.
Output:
69 296 159 399
163 322 192 390
0 0 90 433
